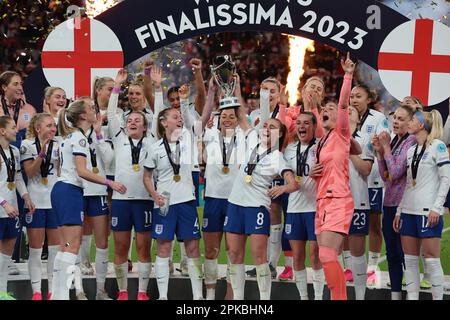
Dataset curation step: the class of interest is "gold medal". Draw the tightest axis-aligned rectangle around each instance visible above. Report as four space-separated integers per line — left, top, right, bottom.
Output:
295 176 302 183
412 179 416 187
173 174 181 182
222 166 230 174
92 167 99 174
244 175 252 183
383 170 389 179
41 177 48 186
132 164 140 172
7 182 15 191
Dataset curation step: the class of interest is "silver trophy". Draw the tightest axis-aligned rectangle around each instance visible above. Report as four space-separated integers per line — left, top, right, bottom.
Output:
210 55 239 109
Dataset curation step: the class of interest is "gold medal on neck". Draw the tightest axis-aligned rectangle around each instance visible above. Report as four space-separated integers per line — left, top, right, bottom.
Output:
92 167 99 174
7 182 15 191
222 166 230 174
244 175 252 183
295 176 302 183
132 164 140 172
173 174 181 182
412 179 416 187
383 170 389 179
41 177 48 186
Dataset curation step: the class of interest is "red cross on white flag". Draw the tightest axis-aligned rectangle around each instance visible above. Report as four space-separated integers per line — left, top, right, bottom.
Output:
378 19 450 106
42 18 124 99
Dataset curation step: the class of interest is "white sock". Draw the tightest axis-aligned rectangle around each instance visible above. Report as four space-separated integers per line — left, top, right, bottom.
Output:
230 264 245 300
421 252 429 280
343 250 352 270
74 254 84 295
180 242 187 264
80 235 92 264
352 255 367 300
51 251 63 299
95 247 108 293
256 263 272 300
138 261 151 293
367 251 380 273
47 245 59 294
425 258 444 300
204 258 217 300
284 255 293 268
268 224 282 267
28 247 43 293
188 257 204 300
0 253 11 292
294 269 308 300
312 268 325 300
404 255 420 300
391 292 402 300
54 252 77 300
114 262 128 292
155 256 170 299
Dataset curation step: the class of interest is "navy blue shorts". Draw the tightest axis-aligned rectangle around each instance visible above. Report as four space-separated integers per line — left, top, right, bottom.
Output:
202 197 228 232
84 196 109 217
400 213 443 238
284 212 316 241
51 182 84 226
111 199 153 232
349 210 370 235
152 200 200 241
23 209 59 229
368 188 383 213
224 202 270 235
0 217 21 240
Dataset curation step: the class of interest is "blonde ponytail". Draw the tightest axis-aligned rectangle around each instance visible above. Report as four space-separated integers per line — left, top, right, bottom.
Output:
58 97 90 137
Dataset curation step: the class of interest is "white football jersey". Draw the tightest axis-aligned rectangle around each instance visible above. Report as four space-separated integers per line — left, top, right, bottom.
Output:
82 128 109 197
111 131 154 200
58 130 90 188
349 132 373 210
0 146 21 218
399 139 450 216
145 128 196 207
284 139 317 213
203 127 253 199
228 137 292 210
360 109 390 188
20 138 60 209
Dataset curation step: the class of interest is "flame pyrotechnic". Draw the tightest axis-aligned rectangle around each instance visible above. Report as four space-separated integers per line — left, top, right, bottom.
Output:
286 36 314 106
85 0 119 18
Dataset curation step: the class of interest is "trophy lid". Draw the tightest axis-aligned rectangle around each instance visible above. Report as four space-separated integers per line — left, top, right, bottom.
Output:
219 96 240 110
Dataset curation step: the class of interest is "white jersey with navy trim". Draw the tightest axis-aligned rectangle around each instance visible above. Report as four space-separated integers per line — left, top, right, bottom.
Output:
349 131 373 210
228 137 292 210
284 139 317 213
58 130 90 188
0 146 24 218
398 139 450 216
20 138 60 209
99 108 120 176
145 128 196 207
82 128 110 197
360 109 390 188
203 127 253 199
111 130 153 200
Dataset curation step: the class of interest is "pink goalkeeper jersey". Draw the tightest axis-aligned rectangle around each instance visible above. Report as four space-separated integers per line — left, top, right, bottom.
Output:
315 74 353 200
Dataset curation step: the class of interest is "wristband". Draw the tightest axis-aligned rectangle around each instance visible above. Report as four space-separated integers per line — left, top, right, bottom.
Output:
96 133 103 140
0 200 7 207
38 151 46 159
112 87 121 94
144 67 151 76
104 179 113 187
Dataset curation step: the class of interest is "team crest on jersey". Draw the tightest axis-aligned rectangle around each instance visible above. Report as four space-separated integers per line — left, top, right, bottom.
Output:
112 217 118 227
285 224 292 235
79 139 87 147
25 213 33 224
437 143 447 153
366 125 374 134
223 216 228 227
155 224 163 235
203 218 208 229
23 112 30 122
20 145 27 155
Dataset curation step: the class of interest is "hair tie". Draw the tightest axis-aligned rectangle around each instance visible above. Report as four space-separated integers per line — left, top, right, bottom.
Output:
415 111 430 132
64 113 73 128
